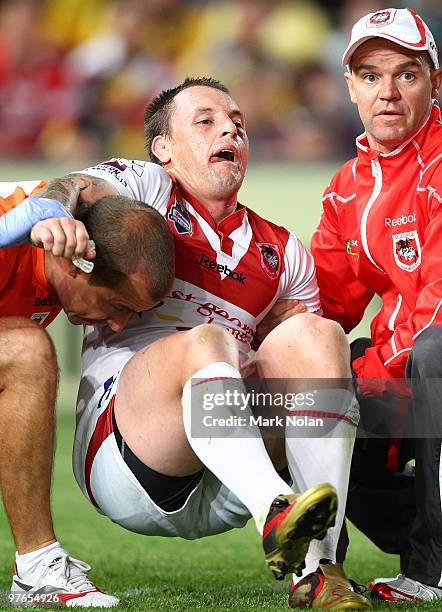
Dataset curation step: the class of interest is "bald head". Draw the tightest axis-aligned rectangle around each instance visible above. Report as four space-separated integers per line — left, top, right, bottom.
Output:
82 195 174 302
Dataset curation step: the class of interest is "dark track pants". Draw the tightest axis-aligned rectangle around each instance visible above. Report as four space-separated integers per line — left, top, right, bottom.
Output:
347 325 442 587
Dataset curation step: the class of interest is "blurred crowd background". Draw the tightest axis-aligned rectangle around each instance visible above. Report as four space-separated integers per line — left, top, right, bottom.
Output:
0 0 440 164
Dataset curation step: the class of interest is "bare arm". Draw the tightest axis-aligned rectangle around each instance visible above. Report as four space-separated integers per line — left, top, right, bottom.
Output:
38 173 118 216
27 173 117 259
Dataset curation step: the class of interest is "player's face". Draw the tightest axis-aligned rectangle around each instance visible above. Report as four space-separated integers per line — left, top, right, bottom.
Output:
345 39 442 153
163 86 249 204
58 271 155 332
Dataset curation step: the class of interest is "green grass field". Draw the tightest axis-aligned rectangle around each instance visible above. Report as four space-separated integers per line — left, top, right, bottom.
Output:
0 163 430 610
0 414 438 611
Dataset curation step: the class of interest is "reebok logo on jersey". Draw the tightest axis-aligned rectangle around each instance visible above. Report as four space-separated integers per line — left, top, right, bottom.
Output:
200 254 246 285
385 213 416 228
34 297 57 306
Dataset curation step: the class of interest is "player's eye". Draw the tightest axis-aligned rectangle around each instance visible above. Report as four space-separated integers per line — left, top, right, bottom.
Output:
198 119 213 125
400 72 416 82
362 74 377 83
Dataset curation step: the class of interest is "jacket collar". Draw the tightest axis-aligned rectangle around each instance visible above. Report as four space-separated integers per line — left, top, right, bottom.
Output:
355 101 441 163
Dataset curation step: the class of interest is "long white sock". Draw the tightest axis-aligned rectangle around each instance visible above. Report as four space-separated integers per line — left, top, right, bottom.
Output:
182 361 292 534
286 390 359 583
16 541 65 578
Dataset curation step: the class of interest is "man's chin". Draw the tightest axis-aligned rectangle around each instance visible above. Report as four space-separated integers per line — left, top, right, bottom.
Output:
67 314 99 326
210 169 244 193
66 314 82 325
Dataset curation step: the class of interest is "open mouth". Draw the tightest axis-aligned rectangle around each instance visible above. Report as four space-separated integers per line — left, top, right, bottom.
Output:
210 148 235 163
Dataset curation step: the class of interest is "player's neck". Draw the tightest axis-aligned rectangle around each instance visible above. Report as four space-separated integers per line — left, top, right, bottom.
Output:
204 198 238 225
178 183 238 225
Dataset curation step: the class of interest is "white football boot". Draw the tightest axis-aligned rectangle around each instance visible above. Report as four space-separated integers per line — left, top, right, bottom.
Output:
11 552 119 607
370 574 442 602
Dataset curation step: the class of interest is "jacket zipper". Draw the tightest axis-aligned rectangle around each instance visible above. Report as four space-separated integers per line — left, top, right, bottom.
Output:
360 158 385 273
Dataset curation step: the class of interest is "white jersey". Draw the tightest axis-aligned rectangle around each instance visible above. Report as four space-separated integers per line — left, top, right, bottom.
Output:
77 159 321 414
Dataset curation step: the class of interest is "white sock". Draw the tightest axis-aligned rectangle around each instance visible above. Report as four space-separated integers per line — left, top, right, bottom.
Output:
182 361 292 534
286 390 359 584
16 541 64 578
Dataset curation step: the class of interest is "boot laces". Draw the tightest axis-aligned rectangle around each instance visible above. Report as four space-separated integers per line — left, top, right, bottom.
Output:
46 554 95 592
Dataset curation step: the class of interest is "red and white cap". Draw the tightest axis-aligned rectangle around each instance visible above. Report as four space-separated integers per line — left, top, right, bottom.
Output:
342 8 439 69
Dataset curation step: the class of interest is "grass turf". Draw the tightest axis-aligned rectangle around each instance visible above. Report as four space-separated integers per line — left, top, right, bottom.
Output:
0 414 437 611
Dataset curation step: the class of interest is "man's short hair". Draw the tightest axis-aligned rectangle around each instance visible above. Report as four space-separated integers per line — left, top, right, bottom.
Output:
144 77 230 165
82 195 174 302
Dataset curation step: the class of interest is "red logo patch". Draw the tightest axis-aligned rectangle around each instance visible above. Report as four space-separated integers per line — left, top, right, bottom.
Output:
392 231 421 272
368 9 396 28
256 243 280 279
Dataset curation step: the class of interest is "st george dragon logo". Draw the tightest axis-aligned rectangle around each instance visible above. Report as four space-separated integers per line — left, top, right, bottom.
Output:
392 230 421 272
256 243 280 279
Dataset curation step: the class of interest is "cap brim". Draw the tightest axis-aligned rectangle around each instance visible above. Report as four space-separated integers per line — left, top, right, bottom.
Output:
342 33 434 67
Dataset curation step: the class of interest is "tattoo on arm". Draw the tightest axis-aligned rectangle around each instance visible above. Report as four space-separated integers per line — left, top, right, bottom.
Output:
39 174 117 216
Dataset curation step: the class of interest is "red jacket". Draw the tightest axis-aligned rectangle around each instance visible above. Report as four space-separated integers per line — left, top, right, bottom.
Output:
311 103 442 381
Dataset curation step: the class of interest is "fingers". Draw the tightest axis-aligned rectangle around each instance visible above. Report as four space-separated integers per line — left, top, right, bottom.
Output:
74 221 96 259
30 217 94 259
254 300 308 345
269 299 306 318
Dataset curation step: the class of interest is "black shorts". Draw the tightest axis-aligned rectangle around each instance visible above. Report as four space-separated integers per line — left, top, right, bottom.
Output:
112 408 204 512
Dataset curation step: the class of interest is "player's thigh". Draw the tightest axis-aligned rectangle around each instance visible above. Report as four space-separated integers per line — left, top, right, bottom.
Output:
115 323 239 419
253 313 348 379
113 331 200 475
114 325 239 475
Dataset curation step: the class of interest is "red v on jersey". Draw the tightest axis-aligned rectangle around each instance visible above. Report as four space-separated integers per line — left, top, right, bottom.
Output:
166 184 290 317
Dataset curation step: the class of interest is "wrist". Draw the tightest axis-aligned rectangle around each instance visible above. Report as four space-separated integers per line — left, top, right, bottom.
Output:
0 197 72 247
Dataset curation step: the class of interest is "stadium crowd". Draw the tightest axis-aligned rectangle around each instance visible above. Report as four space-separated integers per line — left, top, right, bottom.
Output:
0 0 440 164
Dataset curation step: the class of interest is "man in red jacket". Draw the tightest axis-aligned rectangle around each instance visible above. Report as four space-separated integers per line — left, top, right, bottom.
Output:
298 6 442 605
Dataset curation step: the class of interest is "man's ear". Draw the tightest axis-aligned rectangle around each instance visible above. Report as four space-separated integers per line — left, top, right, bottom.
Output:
344 71 357 104
68 263 80 279
431 68 442 99
67 260 90 280
151 135 172 164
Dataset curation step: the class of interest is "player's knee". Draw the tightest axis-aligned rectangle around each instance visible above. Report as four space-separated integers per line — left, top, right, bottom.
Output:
307 316 349 371
267 313 349 375
186 323 231 348
276 312 344 344
0 318 57 373
410 324 442 377
317 316 348 348
184 324 238 365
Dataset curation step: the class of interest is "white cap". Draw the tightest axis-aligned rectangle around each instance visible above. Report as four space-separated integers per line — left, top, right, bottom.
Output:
343 8 439 69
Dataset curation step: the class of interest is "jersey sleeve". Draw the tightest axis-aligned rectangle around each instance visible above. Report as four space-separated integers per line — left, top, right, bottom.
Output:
311 176 374 332
278 231 322 314
79 159 172 214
